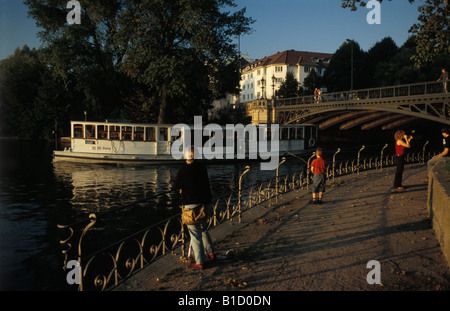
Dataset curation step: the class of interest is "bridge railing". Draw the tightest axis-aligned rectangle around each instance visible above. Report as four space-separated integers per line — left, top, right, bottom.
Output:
275 80 446 107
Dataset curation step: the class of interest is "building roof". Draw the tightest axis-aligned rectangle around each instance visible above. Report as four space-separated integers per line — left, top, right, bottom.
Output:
241 49 333 72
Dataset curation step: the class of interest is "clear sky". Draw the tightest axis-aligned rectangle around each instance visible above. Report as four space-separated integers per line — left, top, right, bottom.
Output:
0 0 421 61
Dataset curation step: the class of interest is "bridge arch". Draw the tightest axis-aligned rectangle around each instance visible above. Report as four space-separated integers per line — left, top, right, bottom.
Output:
245 81 450 128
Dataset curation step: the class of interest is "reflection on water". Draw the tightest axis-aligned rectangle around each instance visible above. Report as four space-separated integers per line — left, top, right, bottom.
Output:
53 162 177 216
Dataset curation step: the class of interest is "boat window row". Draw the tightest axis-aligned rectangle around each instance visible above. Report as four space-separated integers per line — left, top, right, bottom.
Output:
72 124 313 141
73 124 168 142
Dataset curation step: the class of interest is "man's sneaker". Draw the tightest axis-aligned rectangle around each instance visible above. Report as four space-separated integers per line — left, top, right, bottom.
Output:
206 252 216 260
317 199 323 204
309 199 317 204
189 262 204 270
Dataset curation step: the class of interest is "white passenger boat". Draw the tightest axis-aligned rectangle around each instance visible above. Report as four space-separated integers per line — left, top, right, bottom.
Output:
53 121 318 165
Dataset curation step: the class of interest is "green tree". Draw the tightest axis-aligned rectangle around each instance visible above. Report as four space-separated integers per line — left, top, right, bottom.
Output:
323 40 367 92
410 0 450 68
276 71 302 98
340 0 415 11
24 0 254 127
302 69 323 95
25 0 134 123
363 37 398 87
339 0 449 68
120 0 254 123
374 36 450 86
0 46 44 139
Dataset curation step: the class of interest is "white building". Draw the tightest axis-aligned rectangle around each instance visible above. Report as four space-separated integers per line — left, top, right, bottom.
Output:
239 50 333 103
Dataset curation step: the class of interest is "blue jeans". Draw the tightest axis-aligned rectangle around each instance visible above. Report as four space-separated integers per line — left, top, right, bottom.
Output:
185 204 214 265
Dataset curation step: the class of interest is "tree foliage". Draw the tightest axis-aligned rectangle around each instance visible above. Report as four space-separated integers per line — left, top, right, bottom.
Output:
1 46 48 139
323 36 450 91
20 0 254 134
303 69 323 95
322 40 366 92
374 36 450 86
340 0 415 11
409 0 450 68
276 71 302 98
119 0 253 123
340 0 448 68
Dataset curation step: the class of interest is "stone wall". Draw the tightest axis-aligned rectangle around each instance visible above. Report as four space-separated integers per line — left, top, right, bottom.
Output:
427 158 450 268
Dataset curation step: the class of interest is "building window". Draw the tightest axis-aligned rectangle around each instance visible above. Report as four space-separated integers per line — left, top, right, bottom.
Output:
304 66 310 73
275 66 283 72
257 69 261 75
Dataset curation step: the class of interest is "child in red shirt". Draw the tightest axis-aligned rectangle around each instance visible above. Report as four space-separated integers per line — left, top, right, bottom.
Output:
310 147 326 204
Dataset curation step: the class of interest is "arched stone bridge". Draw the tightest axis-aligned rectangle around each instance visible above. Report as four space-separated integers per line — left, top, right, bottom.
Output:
243 81 450 130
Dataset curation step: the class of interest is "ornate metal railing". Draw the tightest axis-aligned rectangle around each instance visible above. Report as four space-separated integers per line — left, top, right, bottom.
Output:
274 80 447 107
58 143 437 291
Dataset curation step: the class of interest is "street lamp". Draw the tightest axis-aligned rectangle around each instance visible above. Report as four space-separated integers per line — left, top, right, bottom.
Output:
261 77 265 99
271 74 276 99
346 39 354 93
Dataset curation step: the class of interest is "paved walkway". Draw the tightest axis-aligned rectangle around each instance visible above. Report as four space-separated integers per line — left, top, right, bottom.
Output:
116 164 450 291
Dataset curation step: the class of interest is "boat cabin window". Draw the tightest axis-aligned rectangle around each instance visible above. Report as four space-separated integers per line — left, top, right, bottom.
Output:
159 127 168 141
172 129 182 141
121 126 132 141
264 127 271 141
97 125 108 140
281 128 289 140
85 125 96 139
109 125 120 140
73 124 83 138
134 127 144 141
297 128 304 139
146 127 156 142
290 128 296 140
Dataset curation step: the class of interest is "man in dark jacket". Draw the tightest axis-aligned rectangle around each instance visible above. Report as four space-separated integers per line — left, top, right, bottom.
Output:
174 146 215 269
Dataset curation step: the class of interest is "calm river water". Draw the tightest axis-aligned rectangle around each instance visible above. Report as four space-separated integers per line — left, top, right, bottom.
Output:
0 135 436 291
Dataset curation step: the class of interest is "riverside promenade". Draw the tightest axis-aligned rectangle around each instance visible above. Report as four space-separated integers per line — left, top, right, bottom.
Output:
116 163 450 291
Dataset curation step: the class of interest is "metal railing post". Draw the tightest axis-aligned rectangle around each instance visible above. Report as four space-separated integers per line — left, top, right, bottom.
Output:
422 141 429 164
380 144 388 171
307 152 316 186
357 145 365 175
275 157 286 203
332 148 341 181
238 166 250 223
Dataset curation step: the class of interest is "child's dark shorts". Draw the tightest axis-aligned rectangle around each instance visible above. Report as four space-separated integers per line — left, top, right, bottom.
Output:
312 173 326 193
